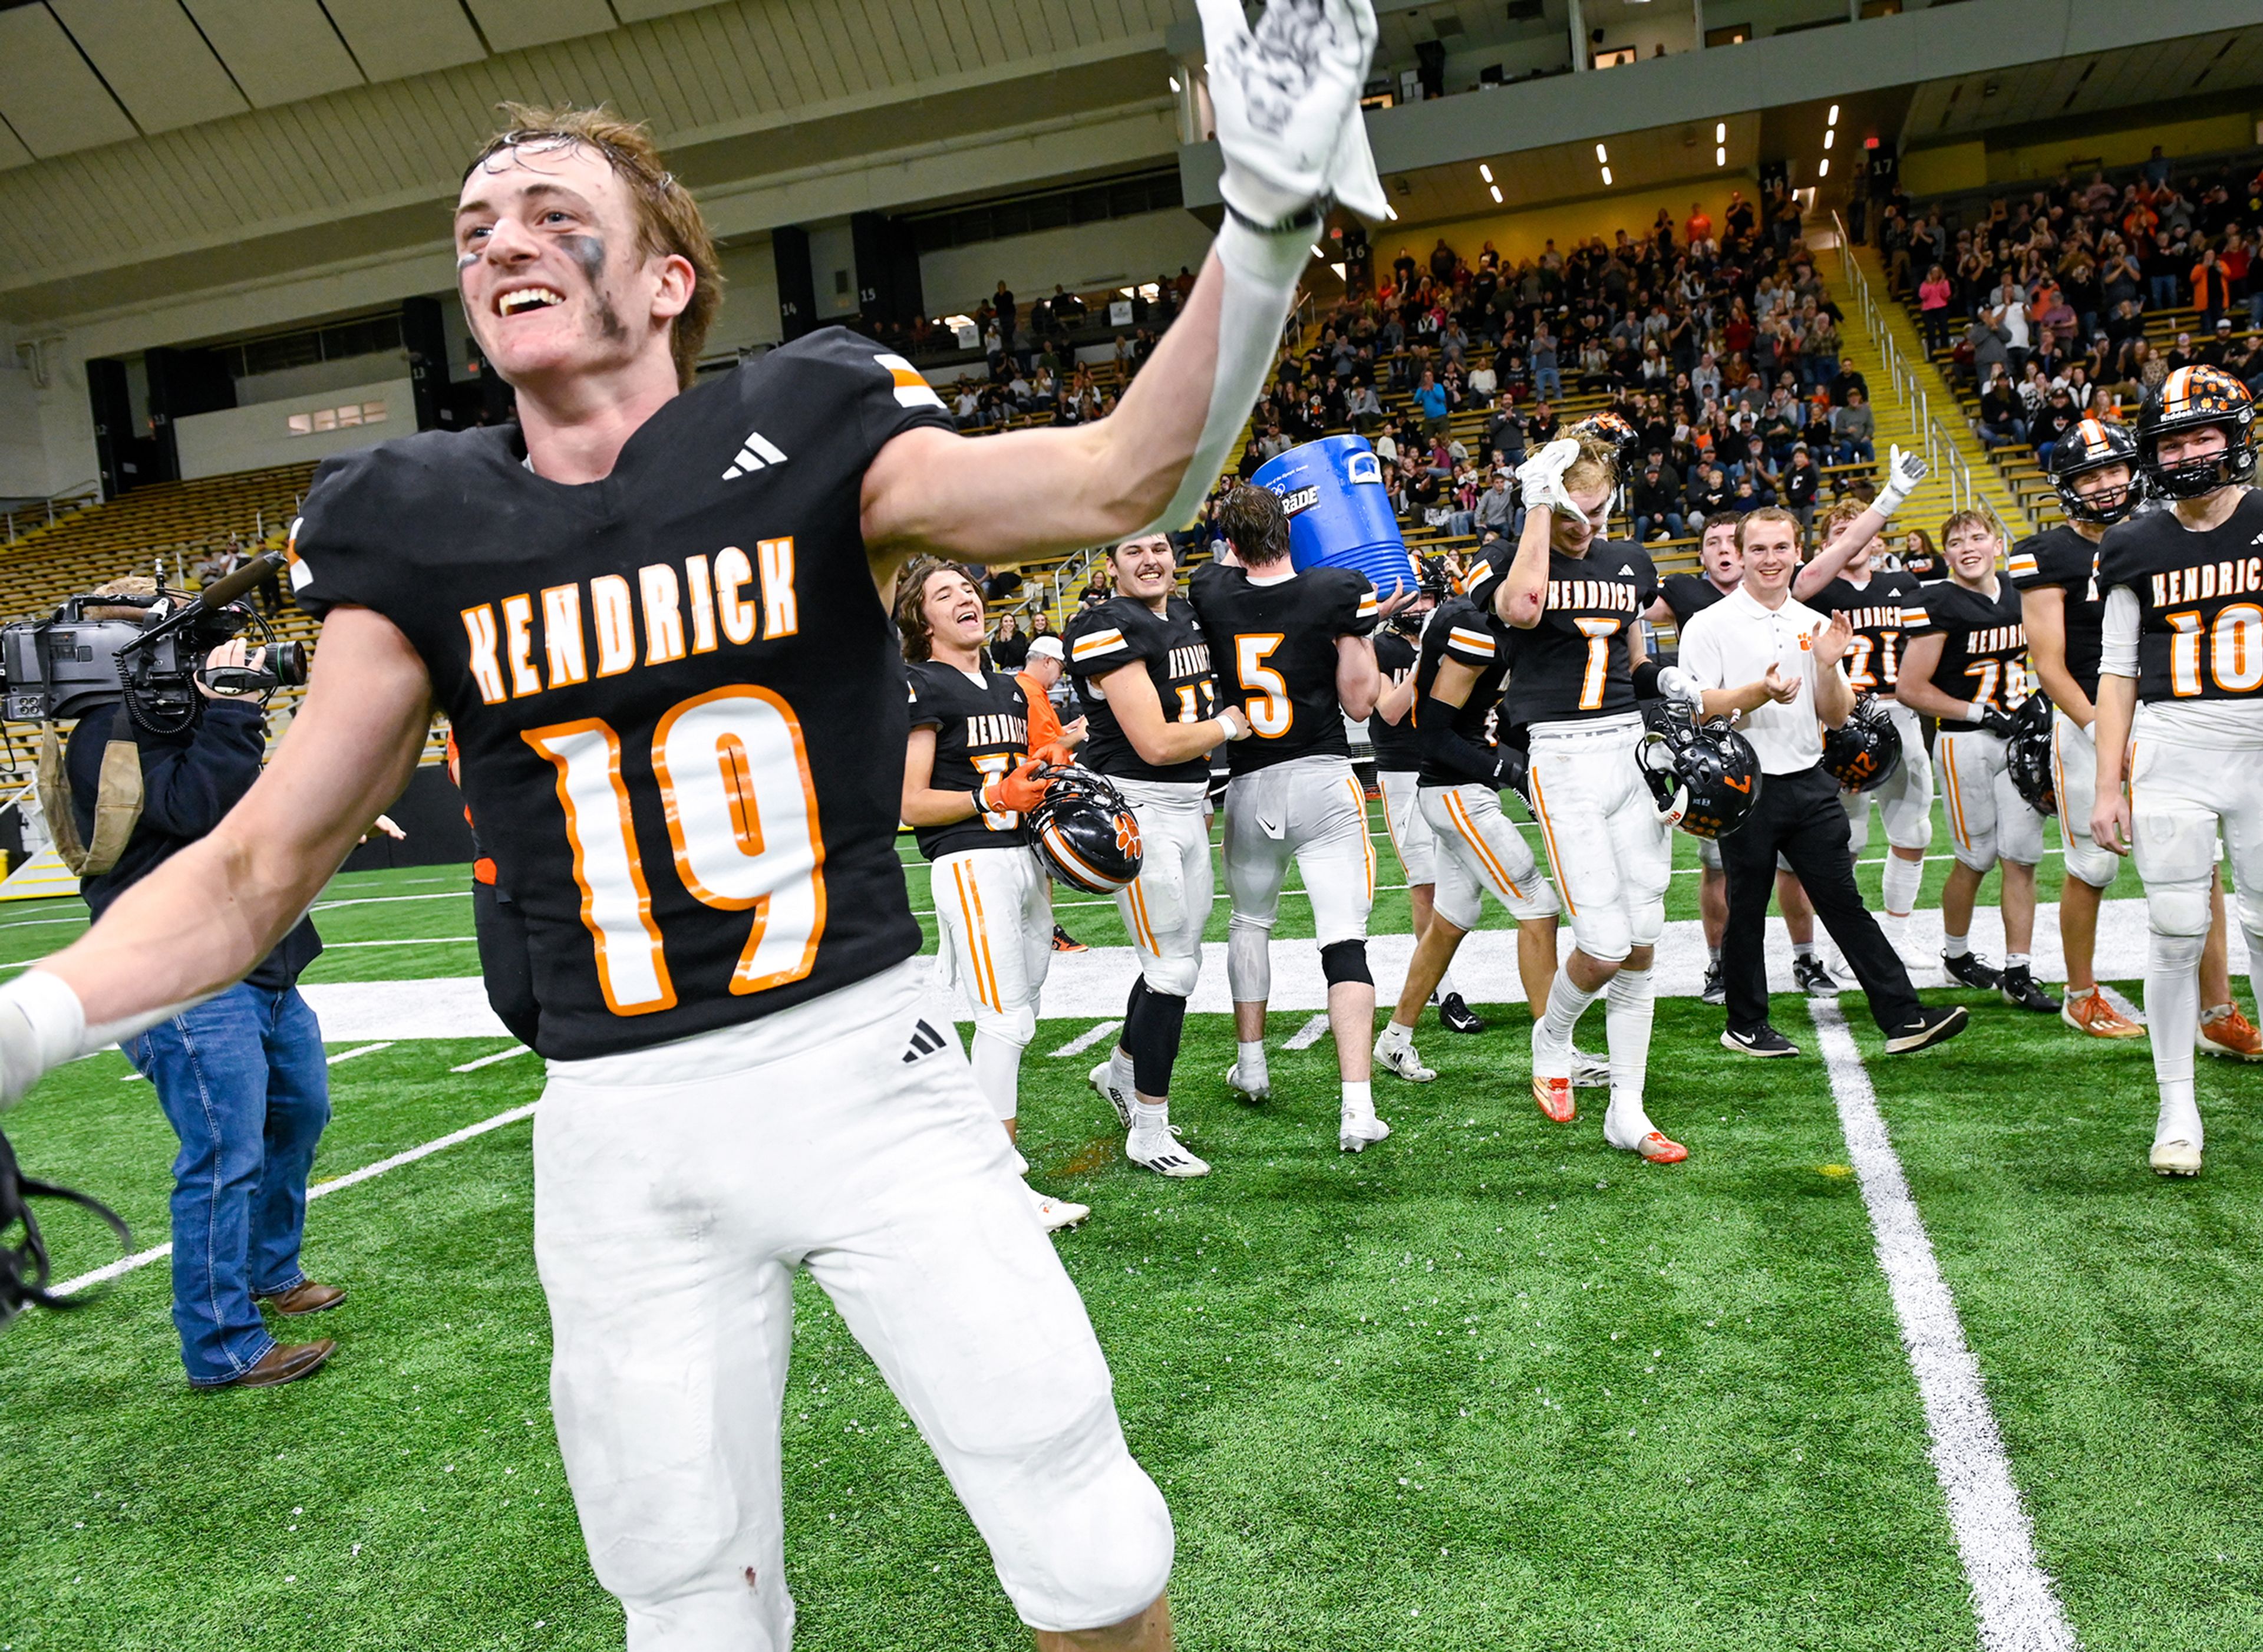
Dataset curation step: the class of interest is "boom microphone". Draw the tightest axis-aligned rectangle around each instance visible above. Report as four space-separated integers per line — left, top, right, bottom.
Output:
182 550 286 621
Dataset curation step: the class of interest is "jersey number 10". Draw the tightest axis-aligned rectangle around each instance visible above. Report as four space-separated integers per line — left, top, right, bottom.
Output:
525 685 825 1015
2165 605 2263 697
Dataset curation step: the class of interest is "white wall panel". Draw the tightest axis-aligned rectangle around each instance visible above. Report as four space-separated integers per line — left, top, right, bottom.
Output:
0 6 139 157
174 374 412 479
323 0 486 85
184 0 364 107
50 0 249 135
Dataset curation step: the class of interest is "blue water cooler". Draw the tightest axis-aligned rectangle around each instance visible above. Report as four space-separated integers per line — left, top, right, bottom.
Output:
1251 434 1417 598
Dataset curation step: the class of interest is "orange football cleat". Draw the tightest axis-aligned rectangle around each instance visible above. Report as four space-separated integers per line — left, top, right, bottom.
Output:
1532 1074 1577 1123
1629 1132 1687 1165
2199 1005 2263 1061
2062 988 2145 1040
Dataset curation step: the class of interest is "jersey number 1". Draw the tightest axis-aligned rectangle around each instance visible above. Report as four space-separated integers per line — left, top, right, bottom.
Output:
525 685 826 1015
1575 619 1622 711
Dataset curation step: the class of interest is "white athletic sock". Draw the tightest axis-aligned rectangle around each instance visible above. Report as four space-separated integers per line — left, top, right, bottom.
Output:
1536 971 1604 1062
1707 945 1721 967
1437 964 1462 1000
1236 1038 1268 1083
1601 967 1657 1148
1109 1047 1135 1097
1794 940 1816 961
2158 1080 2203 1153
1133 1099 1169 1133
2146 929 2205 1134
1943 932 1970 958
1341 1079 1373 1114
971 1031 1021 1122
1882 853 1923 917
2006 953 2030 972
1379 1020 1414 1047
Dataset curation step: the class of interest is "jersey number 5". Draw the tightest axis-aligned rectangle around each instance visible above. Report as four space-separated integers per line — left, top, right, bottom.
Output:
526 685 826 1015
1236 634 1292 737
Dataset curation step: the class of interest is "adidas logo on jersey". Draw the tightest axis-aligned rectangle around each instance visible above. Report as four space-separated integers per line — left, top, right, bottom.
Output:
722 428 789 480
902 1018 948 1064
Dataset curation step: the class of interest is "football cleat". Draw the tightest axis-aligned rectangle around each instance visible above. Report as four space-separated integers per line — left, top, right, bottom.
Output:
1088 1060 1135 1129
1618 1130 1688 1165
1374 1030 1436 1083
2150 1139 2203 1177
1339 1106 1393 1153
1999 965 2060 1014
2062 989 2145 1040
1571 1047 1611 1088
1051 924 1088 954
1532 1074 1577 1123
2198 1005 2263 1061
1793 955 1842 997
1024 1184 1090 1231
1700 964 1726 1006
1437 992 1485 1034
1225 1062 1271 1105
1942 951 2002 991
1127 1126 1210 1178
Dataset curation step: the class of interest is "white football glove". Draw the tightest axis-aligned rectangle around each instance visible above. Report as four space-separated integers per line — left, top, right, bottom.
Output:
1214 703 1253 741
1876 444 1928 515
0 971 88 1113
1654 665 1707 715
1196 0 1387 226
1516 438 1582 518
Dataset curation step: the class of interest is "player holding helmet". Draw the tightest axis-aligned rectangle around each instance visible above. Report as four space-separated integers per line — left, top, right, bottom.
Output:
1473 430 1688 1163
2094 365 2263 1175
1066 533 1251 1178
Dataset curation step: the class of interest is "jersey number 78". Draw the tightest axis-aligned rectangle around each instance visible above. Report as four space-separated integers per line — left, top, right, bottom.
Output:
525 685 826 1015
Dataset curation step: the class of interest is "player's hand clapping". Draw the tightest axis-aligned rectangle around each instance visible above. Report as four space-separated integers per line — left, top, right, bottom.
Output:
1810 611 1854 670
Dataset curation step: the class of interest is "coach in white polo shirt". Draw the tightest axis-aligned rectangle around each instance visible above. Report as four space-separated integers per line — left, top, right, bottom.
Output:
1678 507 1968 1059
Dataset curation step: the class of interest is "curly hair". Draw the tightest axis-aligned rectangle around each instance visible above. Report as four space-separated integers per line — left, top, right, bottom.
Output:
1561 427 1622 499
893 558 968 663
464 104 723 389
1218 483 1291 565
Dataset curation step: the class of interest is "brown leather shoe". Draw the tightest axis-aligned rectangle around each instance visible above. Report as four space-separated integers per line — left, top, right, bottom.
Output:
258 1280 345 1316
206 1339 335 1390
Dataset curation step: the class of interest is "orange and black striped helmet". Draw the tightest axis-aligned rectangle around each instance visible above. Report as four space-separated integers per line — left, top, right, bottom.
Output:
2136 365 2256 499
2049 416 2140 524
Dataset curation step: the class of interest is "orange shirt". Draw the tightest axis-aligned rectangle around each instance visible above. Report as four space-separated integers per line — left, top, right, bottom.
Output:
1018 672 1065 754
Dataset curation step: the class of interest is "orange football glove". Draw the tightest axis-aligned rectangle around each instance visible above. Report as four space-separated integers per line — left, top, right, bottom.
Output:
1032 741 1076 768
982 757 1052 815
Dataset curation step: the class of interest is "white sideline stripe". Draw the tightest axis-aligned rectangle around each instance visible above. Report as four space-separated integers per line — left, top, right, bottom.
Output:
451 1044 534 1073
1283 1012 1331 1050
48 1102 540 1298
2098 984 2146 1026
1047 1020 1121 1058
1809 1001 2080 1652
326 1041 393 1065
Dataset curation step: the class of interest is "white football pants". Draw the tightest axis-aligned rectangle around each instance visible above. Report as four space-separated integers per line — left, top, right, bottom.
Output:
1112 777 1212 999
2051 708 2120 891
1842 701 1935 855
1936 727 2043 871
931 845 1051 1118
1419 782 1562 931
1523 713 1671 964
1221 753 1375 1003
1377 766 1436 886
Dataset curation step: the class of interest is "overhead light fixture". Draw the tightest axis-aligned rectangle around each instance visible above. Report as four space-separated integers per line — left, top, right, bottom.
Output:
1601 165 1614 185
1595 143 1609 163
1480 163 1494 183
1330 262 1347 280
1384 203 1398 220
1827 104 1840 125
1490 184 1503 203
1716 146 1727 166
1823 129 1835 149
1168 74 1181 93
1310 245 1327 259
1715 121 1726 143
1817 157 1829 177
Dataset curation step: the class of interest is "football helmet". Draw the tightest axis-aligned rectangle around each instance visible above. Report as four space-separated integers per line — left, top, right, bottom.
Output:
1636 707 1763 840
2003 692 2057 818
1571 409 1645 477
1822 694 1903 793
2136 366 2257 499
2050 417 2141 525
1025 764 1144 893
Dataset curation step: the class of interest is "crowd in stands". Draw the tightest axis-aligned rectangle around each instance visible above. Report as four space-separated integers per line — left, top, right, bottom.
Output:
926 272 1203 430
1875 144 2263 467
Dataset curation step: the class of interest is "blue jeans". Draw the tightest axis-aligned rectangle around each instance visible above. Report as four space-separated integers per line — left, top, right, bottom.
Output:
1535 367 1562 400
2149 274 2181 310
125 982 331 1385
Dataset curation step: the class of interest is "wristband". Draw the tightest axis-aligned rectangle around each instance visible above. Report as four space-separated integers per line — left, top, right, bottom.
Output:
0 969 89 1112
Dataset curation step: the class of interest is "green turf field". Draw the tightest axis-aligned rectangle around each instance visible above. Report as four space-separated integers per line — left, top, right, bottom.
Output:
0 796 2254 1651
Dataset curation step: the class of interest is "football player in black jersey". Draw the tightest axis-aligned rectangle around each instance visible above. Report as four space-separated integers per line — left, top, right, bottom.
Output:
899 561 1090 1231
1066 533 1251 1178
1796 478 1937 973
1368 573 1482 1033
1896 511 2060 1013
0 20 1398 1638
1190 484 1396 1153
2094 365 2263 1174
1649 512 1832 1001
1473 431 1689 1163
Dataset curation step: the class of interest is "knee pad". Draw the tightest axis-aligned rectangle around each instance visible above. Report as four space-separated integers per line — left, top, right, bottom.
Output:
1431 876 1482 934
1950 834 1997 874
1568 908 1633 967
1000 1427 1175 1634
1122 990 1187 1098
1139 950 1200 999
2151 928 2207 974
1627 896 1665 951
1319 939 1371 988
2146 883 2213 941
1226 915 1272 1003
972 1001 1036 1051
2063 835 2120 892
1885 809 1933 853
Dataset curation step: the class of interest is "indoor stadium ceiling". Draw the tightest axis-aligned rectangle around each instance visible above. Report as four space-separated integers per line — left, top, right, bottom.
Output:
1905 27 2263 139
1377 111 1764 232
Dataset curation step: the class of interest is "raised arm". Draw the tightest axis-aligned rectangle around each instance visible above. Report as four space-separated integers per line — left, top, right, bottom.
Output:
1493 504 1555 630
1791 445 1926 601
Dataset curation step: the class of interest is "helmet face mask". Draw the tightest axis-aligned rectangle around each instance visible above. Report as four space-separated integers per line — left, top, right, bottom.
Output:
1024 764 1144 893
2137 368 2258 501
2050 419 2142 525
1637 709 1763 840
2003 693 2057 817
1821 694 1903 792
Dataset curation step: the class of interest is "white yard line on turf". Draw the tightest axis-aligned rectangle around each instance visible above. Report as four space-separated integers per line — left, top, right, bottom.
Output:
1808 1000 2080 1652
452 1045 535 1072
49 1101 540 1298
1283 1012 1331 1050
2098 984 2146 1025
1048 1020 1122 1058
327 1041 394 1065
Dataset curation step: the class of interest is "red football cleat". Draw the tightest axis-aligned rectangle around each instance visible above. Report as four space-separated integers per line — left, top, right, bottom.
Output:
1629 1131 1687 1164
1532 1074 1576 1123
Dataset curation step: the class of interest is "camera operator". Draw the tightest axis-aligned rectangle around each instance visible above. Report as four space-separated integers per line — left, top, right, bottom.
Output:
55 579 339 1389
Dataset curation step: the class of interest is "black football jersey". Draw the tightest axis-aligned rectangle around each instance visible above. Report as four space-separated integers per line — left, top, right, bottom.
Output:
1810 568 1926 697
1186 560 1379 775
1061 595 1217 786
1413 598 1510 789
1467 538 1659 726
1658 572 1729 628
288 327 954 1060
906 660 1032 860
1368 628 1421 772
1905 576 2030 732
2008 525 2109 700
2097 492 2263 705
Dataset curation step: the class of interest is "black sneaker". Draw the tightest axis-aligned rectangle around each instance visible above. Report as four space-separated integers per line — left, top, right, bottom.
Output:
1721 1024 1801 1057
1941 951 2001 991
1438 992 1486 1034
2000 965 2061 1014
1700 964 1726 1006
1793 955 1842 997
1884 1004 1969 1053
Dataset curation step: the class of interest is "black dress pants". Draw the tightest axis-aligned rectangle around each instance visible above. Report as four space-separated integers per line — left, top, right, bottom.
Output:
1720 764 1922 1036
